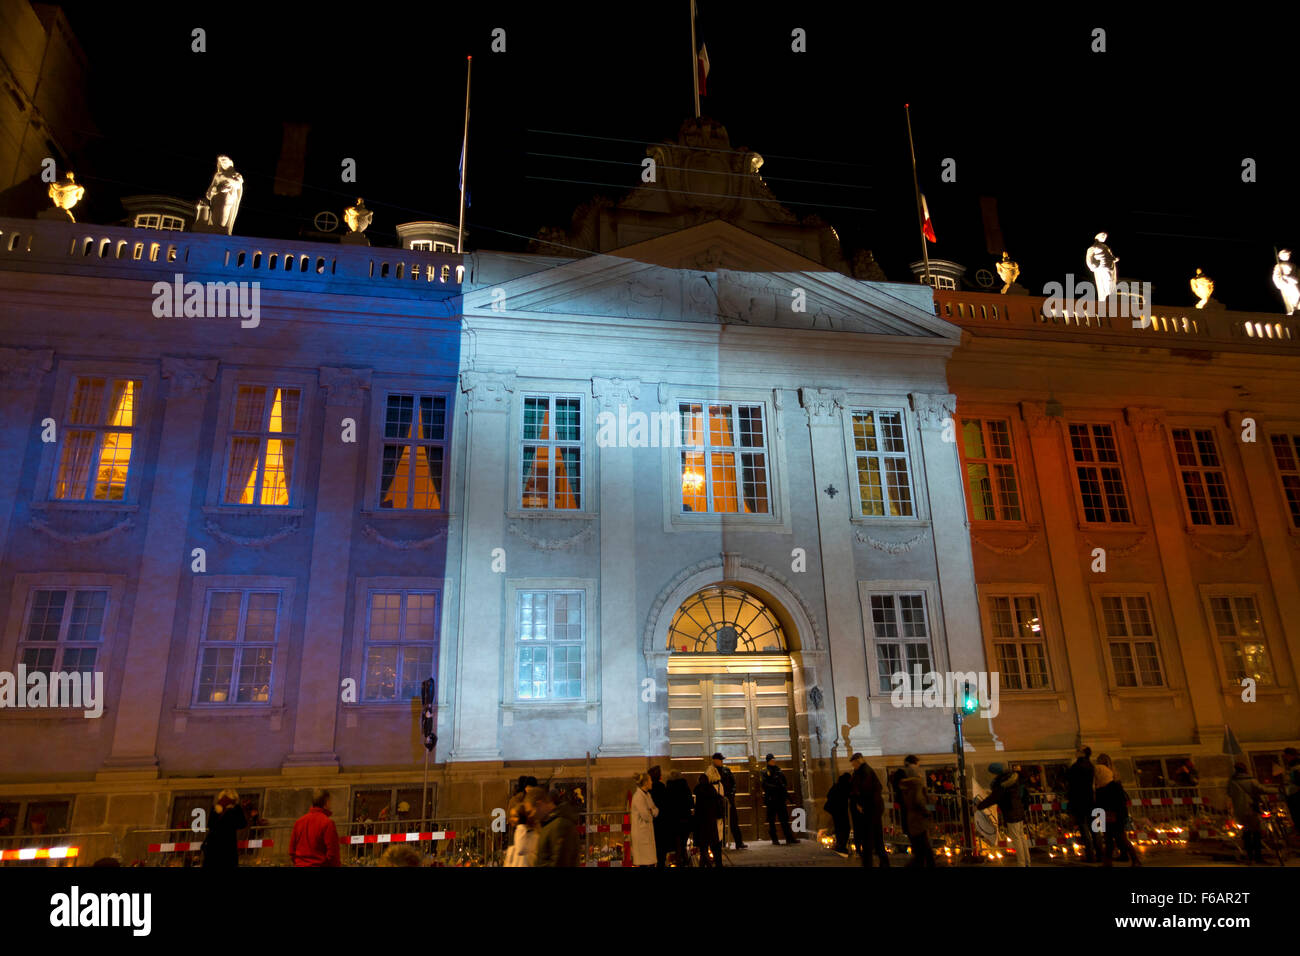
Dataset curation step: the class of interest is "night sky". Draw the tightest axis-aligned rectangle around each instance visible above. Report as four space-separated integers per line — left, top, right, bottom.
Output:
47 2 1300 312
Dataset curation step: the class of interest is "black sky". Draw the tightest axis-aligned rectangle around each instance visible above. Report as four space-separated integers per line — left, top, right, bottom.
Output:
49 1 1300 312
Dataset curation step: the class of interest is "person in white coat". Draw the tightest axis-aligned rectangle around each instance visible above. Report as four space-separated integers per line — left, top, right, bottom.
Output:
629 772 659 867
504 786 542 867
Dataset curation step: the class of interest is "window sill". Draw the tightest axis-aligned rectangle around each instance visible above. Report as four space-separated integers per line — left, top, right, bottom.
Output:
501 700 597 725
31 500 140 513
359 509 451 520
173 704 283 718
201 506 305 518
966 520 1039 532
849 516 931 528
1181 524 1252 537
1074 521 1148 535
505 511 597 521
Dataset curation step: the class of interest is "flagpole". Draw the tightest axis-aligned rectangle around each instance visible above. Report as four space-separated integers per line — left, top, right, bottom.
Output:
905 103 931 285
457 55 472 254
690 0 700 118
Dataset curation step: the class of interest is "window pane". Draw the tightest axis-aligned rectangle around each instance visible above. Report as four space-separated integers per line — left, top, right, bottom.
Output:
243 592 279 642
68 378 105 426
55 431 95 500
996 643 1023 690
405 593 438 642
858 458 884 515
369 592 402 641
26 590 66 642
197 647 235 702
1111 643 1137 687
68 591 107 642
400 646 434 698
205 592 242 641
365 646 398 700
236 647 273 702
1135 643 1162 685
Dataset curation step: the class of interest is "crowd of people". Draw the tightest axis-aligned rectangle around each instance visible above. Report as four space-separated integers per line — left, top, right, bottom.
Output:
164 745 1300 868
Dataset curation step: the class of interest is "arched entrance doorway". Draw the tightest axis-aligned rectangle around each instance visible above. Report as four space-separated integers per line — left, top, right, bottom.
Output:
664 584 800 841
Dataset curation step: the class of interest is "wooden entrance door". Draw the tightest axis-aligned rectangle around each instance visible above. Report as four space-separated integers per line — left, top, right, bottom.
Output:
667 671 799 840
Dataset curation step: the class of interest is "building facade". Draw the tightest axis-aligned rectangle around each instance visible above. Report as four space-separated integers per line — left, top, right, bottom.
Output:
1 120 1297 849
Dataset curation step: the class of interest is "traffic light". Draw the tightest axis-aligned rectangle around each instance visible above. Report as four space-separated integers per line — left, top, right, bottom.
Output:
960 681 979 716
420 677 437 752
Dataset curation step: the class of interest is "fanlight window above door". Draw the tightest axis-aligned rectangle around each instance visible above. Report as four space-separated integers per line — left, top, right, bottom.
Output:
668 586 786 654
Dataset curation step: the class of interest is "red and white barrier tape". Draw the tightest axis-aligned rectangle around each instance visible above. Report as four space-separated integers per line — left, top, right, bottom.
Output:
584 861 624 867
577 824 629 834
0 846 79 861
342 831 456 845
148 839 272 852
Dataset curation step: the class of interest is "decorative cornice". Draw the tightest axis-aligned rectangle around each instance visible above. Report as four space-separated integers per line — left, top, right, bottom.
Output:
772 389 786 441
1019 401 1056 438
507 520 595 551
854 528 931 554
161 357 217 399
1187 534 1254 559
204 518 300 547
1081 531 1148 557
591 377 641 410
972 532 1040 555
0 347 53 389
362 523 449 550
909 392 957 430
319 366 372 407
798 387 845 424
1124 406 1166 439
460 369 516 411
29 515 134 544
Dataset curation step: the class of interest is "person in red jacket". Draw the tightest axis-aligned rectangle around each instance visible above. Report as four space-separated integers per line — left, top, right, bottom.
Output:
290 789 341 867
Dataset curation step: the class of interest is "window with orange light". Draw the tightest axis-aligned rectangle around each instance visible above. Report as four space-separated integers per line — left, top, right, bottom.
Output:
678 401 769 514
380 393 446 510
223 386 301 506
520 395 581 510
53 377 142 501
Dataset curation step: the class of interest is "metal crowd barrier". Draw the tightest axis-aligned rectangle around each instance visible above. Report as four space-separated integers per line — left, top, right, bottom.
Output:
120 825 288 867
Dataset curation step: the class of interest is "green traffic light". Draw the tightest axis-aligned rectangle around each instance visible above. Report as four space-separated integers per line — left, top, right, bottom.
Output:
961 682 979 715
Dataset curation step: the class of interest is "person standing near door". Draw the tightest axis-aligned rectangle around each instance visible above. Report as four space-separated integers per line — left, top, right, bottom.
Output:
850 753 889 867
762 754 798 845
711 753 748 850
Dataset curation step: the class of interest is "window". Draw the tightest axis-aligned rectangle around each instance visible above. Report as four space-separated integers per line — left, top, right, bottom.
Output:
1171 428 1233 525
222 385 300 506
194 590 280 704
18 588 107 677
679 402 769 514
921 274 956 290
868 592 932 694
409 240 433 251
515 590 584 700
987 595 1050 690
1101 595 1163 687
52 377 141 501
379 393 446 510
1269 433 1300 527
362 591 438 701
851 409 914 517
1209 595 1274 686
134 213 184 231
961 418 1022 521
1069 423 1131 523
521 395 582 510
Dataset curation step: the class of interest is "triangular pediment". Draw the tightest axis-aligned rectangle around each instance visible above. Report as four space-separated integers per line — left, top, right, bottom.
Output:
463 221 958 340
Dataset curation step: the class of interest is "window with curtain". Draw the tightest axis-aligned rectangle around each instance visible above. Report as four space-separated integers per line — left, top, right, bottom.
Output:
869 592 933 693
987 595 1050 690
1270 433 1300 527
520 395 581 510
379 393 446 510
961 418 1022 521
223 385 300 506
516 590 584 700
851 408 914 517
1069 423 1131 523
363 590 439 700
54 377 141 501
19 588 107 678
1101 595 1163 687
194 589 279 704
1210 595 1274 686
678 401 769 513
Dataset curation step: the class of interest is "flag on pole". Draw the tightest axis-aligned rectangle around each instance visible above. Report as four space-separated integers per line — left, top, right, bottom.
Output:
921 193 936 243
698 43 710 96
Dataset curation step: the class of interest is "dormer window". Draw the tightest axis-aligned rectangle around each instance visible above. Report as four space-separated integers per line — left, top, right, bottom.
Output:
135 213 185 231
920 274 956 291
